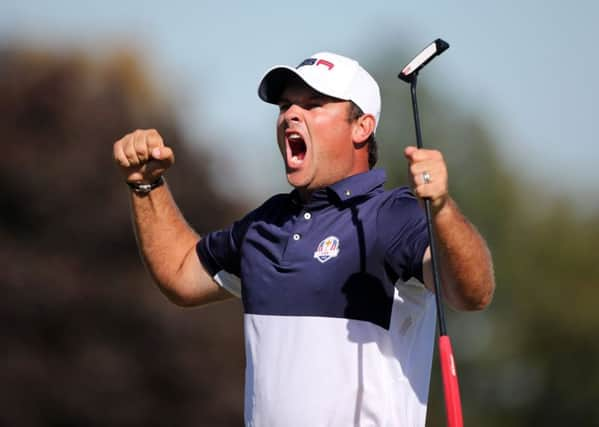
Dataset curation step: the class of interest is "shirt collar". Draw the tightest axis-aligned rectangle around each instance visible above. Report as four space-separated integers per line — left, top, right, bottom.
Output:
290 169 387 208
329 168 386 201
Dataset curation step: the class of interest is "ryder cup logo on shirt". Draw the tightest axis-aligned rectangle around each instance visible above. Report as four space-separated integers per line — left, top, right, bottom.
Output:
313 236 340 263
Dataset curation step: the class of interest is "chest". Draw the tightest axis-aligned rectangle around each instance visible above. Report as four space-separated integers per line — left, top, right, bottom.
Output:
239 204 395 328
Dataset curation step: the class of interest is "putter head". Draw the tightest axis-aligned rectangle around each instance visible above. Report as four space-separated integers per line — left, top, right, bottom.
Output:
398 39 450 82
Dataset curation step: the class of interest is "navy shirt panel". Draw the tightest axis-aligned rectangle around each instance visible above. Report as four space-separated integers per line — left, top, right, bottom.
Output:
197 169 430 330
378 188 429 283
196 194 294 277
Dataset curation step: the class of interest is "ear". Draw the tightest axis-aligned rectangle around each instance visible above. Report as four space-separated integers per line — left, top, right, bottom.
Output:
352 114 376 144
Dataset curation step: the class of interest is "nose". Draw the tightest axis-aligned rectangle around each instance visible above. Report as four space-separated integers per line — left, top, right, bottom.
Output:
282 103 302 124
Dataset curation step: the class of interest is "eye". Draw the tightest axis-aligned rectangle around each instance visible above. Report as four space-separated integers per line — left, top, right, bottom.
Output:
279 102 291 112
304 98 327 109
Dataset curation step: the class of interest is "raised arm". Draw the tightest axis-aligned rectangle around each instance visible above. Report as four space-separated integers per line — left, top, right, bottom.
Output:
113 129 231 306
404 146 495 311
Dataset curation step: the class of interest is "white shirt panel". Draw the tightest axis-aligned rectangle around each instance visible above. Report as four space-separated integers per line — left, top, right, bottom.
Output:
243 283 436 427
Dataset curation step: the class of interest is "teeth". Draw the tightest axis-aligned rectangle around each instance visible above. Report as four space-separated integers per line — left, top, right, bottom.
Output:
288 133 301 140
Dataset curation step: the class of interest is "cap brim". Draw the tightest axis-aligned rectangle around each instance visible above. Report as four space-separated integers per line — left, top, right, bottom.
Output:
258 66 305 105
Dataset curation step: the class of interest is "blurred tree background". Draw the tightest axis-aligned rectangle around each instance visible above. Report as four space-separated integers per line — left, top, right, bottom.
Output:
0 45 246 426
1 43 598 426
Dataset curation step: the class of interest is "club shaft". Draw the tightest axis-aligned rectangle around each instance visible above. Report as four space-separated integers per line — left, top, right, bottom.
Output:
403 43 463 427
409 76 448 337
439 336 464 427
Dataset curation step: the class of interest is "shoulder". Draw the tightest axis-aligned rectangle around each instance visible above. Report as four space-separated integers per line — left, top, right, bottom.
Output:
199 193 292 257
386 186 418 202
228 193 293 237
259 193 292 210
246 193 292 220
376 186 425 231
378 186 421 213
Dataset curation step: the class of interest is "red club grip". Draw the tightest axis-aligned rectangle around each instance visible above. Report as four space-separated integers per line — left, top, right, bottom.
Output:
439 335 464 427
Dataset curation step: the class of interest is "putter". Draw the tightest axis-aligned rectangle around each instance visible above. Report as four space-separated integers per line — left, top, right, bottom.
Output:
398 39 464 427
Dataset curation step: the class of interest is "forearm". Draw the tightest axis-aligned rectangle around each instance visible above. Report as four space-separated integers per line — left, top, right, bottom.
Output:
114 129 229 306
130 181 205 304
432 197 495 311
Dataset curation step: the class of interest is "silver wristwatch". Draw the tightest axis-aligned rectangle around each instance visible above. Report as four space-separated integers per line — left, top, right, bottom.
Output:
126 176 165 195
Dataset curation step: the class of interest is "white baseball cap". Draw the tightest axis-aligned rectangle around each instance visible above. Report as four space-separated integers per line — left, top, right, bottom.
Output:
258 52 381 130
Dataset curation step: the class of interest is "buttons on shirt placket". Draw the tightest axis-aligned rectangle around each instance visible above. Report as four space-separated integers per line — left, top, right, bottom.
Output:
291 211 311 242
283 209 314 262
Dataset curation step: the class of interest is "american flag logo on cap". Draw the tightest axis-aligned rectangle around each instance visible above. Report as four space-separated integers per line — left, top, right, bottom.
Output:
297 57 335 70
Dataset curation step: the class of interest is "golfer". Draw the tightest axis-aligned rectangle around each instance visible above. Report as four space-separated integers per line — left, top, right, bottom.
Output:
113 52 495 426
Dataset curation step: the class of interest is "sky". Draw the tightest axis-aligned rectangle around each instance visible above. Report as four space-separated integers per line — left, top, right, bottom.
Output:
2 1 598 209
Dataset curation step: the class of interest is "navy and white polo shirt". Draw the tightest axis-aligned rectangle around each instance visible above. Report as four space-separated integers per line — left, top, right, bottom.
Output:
197 169 436 427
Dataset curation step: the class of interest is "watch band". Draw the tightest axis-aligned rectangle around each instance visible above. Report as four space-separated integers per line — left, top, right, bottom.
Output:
127 176 165 194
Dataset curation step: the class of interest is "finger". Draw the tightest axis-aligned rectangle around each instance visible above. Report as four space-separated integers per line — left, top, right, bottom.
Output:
419 168 448 188
150 146 175 166
405 146 430 163
131 146 175 180
113 137 131 168
410 163 436 183
406 147 443 164
404 145 418 160
124 131 144 166
133 132 151 163
419 171 432 186
146 129 165 151
145 160 170 178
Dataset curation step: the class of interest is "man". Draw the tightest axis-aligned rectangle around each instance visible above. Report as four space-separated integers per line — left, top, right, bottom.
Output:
113 52 494 426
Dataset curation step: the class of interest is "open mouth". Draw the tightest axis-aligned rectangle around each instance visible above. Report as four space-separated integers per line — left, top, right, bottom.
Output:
287 133 307 167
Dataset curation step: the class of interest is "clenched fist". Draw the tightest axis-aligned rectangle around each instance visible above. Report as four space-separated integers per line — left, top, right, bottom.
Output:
113 129 175 184
404 146 449 214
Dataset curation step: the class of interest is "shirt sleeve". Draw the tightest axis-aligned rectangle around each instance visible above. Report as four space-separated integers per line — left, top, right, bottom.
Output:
196 196 283 297
196 216 250 277
377 187 429 283
196 219 250 298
